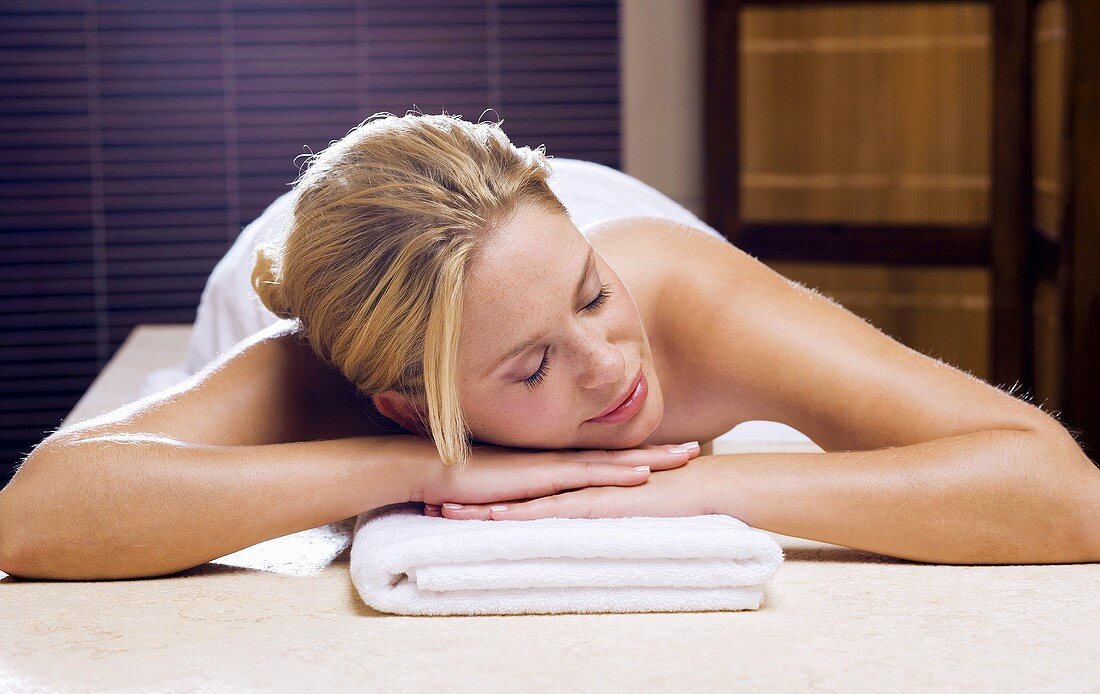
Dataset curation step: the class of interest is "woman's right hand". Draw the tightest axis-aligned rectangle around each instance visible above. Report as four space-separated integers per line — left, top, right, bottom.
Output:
391 435 701 509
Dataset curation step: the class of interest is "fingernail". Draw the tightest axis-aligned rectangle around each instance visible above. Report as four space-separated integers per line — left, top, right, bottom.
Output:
490 505 508 512
669 445 692 454
443 503 463 509
633 465 650 472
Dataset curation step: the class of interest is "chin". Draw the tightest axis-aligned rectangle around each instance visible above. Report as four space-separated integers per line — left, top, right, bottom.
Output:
603 384 663 450
633 397 663 445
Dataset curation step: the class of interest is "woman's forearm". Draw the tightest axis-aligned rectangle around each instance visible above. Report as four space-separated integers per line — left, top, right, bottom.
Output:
700 428 1100 564
0 433 417 580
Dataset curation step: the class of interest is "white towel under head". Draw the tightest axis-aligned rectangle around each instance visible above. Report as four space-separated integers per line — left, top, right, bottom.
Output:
349 502 785 616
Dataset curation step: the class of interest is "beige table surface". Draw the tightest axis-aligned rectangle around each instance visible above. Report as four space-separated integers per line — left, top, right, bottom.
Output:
2 325 1098 693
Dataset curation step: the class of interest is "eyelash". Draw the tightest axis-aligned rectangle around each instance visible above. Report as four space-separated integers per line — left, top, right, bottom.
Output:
523 281 614 390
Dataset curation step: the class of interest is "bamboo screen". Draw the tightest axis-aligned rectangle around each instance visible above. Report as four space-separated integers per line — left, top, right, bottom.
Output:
737 2 992 380
0 0 621 487
1032 0 1067 413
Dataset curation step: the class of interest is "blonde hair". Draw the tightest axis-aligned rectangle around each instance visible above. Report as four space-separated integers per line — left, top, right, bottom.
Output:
251 112 569 471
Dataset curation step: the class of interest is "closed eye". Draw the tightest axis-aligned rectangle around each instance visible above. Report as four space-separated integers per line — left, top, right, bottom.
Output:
584 281 613 313
522 281 615 390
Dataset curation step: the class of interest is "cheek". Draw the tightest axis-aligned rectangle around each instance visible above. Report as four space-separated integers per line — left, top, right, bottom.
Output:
612 298 644 338
485 388 575 431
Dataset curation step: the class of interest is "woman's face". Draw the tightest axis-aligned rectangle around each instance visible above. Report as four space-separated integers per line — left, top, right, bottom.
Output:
453 200 664 450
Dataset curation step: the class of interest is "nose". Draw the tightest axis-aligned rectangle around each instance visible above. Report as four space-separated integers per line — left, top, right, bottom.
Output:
573 333 625 391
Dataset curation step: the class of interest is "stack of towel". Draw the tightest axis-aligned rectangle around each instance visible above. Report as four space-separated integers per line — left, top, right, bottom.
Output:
349 502 785 616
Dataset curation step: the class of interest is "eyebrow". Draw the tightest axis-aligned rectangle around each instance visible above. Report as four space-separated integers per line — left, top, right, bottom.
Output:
489 246 595 374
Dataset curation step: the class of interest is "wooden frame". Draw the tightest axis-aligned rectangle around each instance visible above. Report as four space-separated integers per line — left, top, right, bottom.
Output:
1061 0 1099 455
704 0 1098 455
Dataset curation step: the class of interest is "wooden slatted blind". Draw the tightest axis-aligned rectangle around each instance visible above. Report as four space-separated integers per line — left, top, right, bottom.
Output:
733 2 994 380
1031 0 1066 414
0 0 620 487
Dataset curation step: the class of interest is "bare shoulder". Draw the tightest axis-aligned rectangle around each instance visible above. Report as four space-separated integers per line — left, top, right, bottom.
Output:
48 319 388 448
580 215 743 344
581 217 762 438
581 215 721 263
623 217 1065 451
581 215 723 311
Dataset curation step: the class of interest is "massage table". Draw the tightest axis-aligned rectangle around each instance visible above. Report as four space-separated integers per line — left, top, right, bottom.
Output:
2 323 1096 691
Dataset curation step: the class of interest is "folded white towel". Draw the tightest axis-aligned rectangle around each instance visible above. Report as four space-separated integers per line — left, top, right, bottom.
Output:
349 502 784 616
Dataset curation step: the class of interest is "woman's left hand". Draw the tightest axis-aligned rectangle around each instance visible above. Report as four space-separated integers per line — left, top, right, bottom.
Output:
424 456 721 520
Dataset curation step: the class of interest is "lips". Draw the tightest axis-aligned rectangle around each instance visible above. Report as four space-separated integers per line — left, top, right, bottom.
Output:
591 367 644 420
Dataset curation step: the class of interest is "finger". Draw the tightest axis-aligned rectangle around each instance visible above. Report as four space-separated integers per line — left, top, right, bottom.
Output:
631 442 700 468
636 442 702 460
521 460 652 499
437 498 532 521
579 443 698 471
439 492 590 521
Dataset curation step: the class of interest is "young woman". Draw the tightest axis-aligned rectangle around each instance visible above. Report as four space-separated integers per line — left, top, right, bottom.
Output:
3 113 1097 581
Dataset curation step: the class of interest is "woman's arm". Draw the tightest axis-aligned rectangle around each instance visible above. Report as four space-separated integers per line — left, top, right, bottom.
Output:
696 427 1100 564
658 218 1100 563
435 220 1100 564
0 320 414 580
0 433 417 580
435 427 1100 564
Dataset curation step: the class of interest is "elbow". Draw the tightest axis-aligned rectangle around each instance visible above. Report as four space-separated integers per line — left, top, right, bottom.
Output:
1 490 47 579
0 446 51 578
1032 427 1100 563
0 497 29 579
1065 487 1100 564
1 536 31 580
0 472 121 581
0 528 193 581
1 496 204 581
0 440 102 580
1072 466 1100 563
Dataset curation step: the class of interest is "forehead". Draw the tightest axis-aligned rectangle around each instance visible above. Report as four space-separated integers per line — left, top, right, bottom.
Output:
464 203 584 308
459 203 588 354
